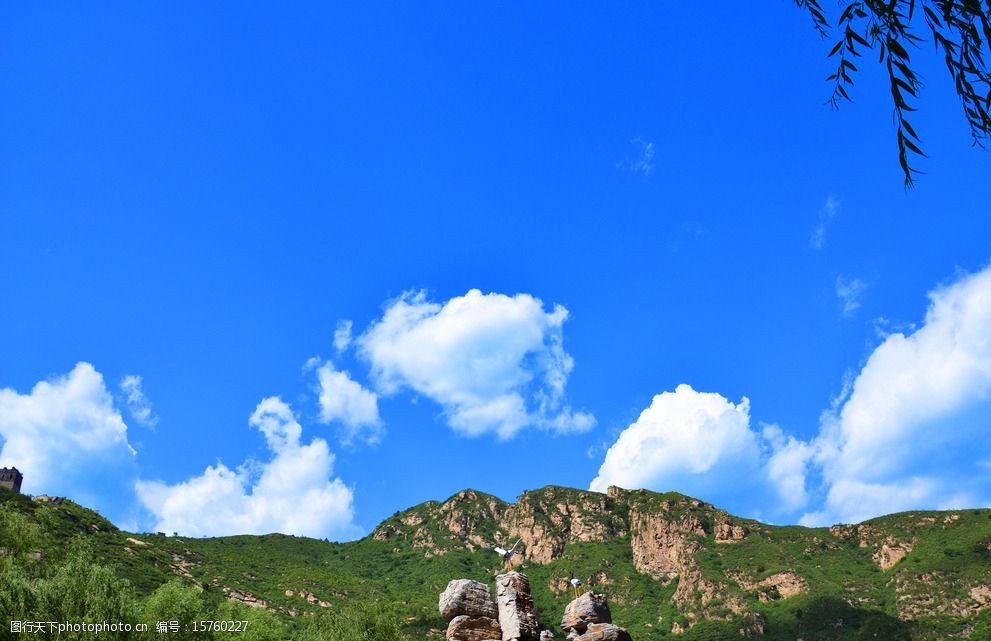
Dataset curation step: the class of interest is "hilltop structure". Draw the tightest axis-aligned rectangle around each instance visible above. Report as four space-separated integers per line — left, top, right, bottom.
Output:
0 467 23 493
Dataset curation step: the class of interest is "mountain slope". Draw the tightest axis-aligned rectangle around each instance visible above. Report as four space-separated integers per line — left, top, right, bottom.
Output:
3 486 991 639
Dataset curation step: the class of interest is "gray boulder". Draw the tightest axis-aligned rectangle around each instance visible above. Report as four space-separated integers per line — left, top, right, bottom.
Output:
560 593 611 633
440 579 499 621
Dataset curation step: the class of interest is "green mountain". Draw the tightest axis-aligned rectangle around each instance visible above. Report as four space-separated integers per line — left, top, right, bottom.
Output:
3 485 991 640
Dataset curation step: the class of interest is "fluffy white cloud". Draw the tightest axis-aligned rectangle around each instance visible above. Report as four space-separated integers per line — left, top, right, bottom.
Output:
316 361 381 444
0 363 139 521
120 374 158 429
836 276 867 317
136 397 359 539
357 289 594 438
590 385 766 504
802 265 991 524
589 385 821 520
593 266 991 526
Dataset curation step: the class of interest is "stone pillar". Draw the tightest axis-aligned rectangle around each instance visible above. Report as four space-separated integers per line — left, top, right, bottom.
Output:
440 579 502 641
496 572 541 641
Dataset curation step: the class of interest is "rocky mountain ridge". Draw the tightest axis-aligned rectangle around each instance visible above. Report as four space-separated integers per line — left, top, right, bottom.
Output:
371 484 991 637
5 484 991 639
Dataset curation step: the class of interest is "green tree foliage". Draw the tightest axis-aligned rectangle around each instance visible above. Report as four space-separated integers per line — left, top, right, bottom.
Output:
291 602 403 641
213 600 289 641
795 0 991 186
35 550 139 640
0 503 42 562
0 561 39 640
140 580 206 641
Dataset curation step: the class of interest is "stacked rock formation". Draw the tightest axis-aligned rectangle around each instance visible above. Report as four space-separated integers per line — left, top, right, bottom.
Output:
561 593 631 641
439 579 503 641
496 572 542 641
439 576 631 641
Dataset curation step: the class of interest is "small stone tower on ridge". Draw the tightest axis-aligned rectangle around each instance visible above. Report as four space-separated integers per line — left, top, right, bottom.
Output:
0 467 23 494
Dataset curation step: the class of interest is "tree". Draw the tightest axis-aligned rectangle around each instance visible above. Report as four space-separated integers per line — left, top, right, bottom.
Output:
36 549 139 640
140 580 206 641
0 503 41 563
794 0 991 187
213 600 289 641
291 602 403 641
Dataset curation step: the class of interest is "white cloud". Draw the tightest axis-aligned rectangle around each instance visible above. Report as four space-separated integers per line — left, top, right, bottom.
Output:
334 320 353 353
137 397 359 539
810 196 840 250
802 264 991 524
0 363 139 521
316 361 381 444
120 374 158 429
762 424 815 512
836 276 868 317
589 385 767 507
357 289 594 439
591 265 991 526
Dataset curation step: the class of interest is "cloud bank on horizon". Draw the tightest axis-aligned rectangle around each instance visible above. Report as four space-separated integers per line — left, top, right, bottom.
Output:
3 269 991 536
136 397 359 539
0 363 139 523
0 288 591 537
591 264 991 525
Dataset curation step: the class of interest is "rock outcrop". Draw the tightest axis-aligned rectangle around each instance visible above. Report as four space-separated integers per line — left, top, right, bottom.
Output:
714 520 748 542
222 587 267 609
874 541 912 570
628 506 706 580
732 571 808 602
829 524 915 570
439 579 503 641
571 623 632 641
447 614 503 641
441 575 631 641
496 572 541 641
440 579 500 620
505 488 627 565
560 592 630 641
560 592 611 633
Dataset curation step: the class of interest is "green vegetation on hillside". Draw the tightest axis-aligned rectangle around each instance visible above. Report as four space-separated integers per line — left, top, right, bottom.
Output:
3 487 991 640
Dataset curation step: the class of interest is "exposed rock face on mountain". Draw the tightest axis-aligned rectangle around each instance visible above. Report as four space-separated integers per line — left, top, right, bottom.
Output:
560 592 611 633
505 489 627 565
371 487 629 565
628 503 704 579
830 522 918 570
496 572 541 641
732 571 808 602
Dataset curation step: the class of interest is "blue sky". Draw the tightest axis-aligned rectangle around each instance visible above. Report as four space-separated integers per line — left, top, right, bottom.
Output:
2 2 991 539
